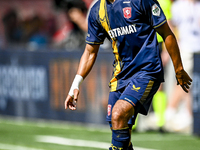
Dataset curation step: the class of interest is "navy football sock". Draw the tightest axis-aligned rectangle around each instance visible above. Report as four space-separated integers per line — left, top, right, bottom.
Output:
109 127 130 150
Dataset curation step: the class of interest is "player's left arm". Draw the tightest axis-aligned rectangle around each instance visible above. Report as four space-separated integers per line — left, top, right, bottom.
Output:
155 22 192 93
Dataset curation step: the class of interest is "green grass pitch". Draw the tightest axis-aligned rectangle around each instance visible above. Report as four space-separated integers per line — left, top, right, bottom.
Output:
0 117 199 150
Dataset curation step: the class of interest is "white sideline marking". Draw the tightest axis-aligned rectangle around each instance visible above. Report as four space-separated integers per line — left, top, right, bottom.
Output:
0 143 44 150
36 135 158 150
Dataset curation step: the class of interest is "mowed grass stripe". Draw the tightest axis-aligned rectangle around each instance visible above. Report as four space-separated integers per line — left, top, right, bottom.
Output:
36 135 158 150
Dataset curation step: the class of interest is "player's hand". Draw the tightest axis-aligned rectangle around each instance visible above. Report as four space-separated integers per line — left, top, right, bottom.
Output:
65 89 79 110
176 69 192 93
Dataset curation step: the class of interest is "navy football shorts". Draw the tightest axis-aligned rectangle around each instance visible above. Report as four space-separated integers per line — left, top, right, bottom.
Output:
106 78 161 127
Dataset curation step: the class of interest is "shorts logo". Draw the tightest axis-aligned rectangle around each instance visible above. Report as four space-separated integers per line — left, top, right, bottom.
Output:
107 105 112 116
152 4 160 16
123 7 132 19
132 84 140 92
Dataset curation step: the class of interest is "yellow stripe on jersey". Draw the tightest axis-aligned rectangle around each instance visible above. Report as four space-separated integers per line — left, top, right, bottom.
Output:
154 20 166 29
99 0 122 92
86 40 103 45
110 40 122 91
140 80 154 104
99 0 110 33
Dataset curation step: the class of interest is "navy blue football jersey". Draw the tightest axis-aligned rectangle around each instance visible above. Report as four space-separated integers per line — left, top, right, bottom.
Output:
86 0 166 91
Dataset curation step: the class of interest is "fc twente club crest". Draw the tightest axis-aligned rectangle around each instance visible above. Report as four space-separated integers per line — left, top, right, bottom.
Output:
123 7 132 19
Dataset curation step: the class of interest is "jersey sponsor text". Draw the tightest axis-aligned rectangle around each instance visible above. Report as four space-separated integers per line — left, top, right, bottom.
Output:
108 24 137 38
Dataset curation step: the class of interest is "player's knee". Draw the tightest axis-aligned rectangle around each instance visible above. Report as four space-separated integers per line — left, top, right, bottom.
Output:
112 110 125 125
112 110 121 122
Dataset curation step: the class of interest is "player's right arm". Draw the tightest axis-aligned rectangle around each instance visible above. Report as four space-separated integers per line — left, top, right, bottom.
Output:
65 44 100 110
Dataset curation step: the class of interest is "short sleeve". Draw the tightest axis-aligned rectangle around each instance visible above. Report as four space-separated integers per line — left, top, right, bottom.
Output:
86 5 107 45
140 0 167 28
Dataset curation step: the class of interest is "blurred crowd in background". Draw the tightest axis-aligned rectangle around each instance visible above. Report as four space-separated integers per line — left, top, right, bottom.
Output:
0 0 93 51
0 0 200 134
